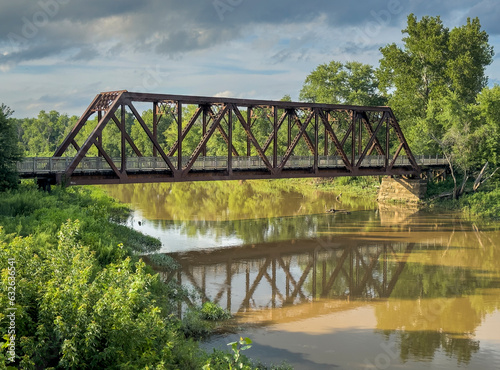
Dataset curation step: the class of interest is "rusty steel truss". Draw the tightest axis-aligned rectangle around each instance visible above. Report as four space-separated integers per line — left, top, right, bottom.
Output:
52 90 420 185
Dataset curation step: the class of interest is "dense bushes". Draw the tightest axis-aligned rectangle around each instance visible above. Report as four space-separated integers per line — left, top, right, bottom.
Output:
460 186 500 219
425 175 500 219
0 184 291 369
0 220 202 368
0 184 160 265
0 185 204 368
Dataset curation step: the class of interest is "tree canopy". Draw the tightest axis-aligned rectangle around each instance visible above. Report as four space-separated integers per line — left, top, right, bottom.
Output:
299 61 386 106
0 104 22 191
378 14 494 120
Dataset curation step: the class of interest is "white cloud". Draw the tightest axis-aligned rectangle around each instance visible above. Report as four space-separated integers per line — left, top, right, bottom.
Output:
1 0 499 117
214 90 235 98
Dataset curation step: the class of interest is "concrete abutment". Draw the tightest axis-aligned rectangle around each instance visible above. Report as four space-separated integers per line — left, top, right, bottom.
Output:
377 177 427 203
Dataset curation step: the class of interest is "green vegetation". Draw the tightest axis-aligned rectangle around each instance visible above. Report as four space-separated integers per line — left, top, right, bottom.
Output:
299 61 386 106
426 176 500 219
0 104 22 192
200 302 232 321
6 15 498 218
1 12 500 367
0 184 289 368
319 176 380 199
300 14 499 217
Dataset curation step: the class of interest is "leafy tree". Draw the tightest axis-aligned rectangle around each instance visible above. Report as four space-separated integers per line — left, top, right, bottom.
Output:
378 15 450 121
447 17 494 105
300 61 386 106
378 14 494 150
19 110 77 156
423 92 480 197
473 85 500 166
0 104 22 191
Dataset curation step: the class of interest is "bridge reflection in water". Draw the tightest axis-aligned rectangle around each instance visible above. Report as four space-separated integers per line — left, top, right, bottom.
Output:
151 237 414 315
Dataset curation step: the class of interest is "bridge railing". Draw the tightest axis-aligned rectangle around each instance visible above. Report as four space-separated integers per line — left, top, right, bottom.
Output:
18 155 448 175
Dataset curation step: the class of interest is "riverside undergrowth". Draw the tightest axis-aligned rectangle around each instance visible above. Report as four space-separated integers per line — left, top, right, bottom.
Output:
425 176 500 220
0 182 290 369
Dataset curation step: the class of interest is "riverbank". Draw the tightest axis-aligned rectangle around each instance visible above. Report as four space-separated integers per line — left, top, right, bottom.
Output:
322 175 500 221
425 176 500 220
0 182 290 369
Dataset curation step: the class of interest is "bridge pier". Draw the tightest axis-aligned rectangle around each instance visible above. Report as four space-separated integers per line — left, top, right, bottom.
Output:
36 177 56 192
377 177 427 203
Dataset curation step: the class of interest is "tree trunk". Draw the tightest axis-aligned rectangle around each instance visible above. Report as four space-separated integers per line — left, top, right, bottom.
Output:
473 162 488 191
458 171 468 198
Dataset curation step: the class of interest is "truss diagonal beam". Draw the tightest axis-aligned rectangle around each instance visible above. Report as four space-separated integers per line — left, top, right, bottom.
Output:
318 110 352 170
167 106 202 156
126 101 177 174
207 107 240 157
293 113 316 155
232 105 274 173
182 105 230 175
359 112 385 156
262 110 288 153
388 111 420 172
389 142 404 169
63 92 124 178
110 114 143 157
94 138 126 179
278 109 315 171
54 91 125 157
355 112 387 168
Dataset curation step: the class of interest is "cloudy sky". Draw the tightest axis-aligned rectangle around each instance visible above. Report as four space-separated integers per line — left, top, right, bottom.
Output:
1 0 500 118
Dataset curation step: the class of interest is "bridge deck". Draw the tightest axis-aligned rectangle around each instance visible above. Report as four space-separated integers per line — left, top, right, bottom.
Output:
19 155 447 185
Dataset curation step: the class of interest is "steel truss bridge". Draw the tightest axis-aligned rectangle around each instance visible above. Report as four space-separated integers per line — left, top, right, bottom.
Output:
24 90 429 185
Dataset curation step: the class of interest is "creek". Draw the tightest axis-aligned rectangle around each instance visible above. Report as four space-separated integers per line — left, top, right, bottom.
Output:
103 180 500 369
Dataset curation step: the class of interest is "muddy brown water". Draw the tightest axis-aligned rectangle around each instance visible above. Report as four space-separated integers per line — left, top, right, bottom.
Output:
103 182 500 369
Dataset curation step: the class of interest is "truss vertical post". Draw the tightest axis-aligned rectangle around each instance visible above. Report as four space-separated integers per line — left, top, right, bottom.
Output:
153 102 158 157
228 106 233 175
247 107 251 157
351 112 356 167
386 117 390 169
314 109 319 173
202 106 208 157
97 110 103 157
358 114 362 158
177 101 182 170
121 104 126 172
324 118 328 156
273 106 278 168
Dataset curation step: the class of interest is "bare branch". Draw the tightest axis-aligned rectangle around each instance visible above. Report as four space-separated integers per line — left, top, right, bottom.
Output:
474 162 500 191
